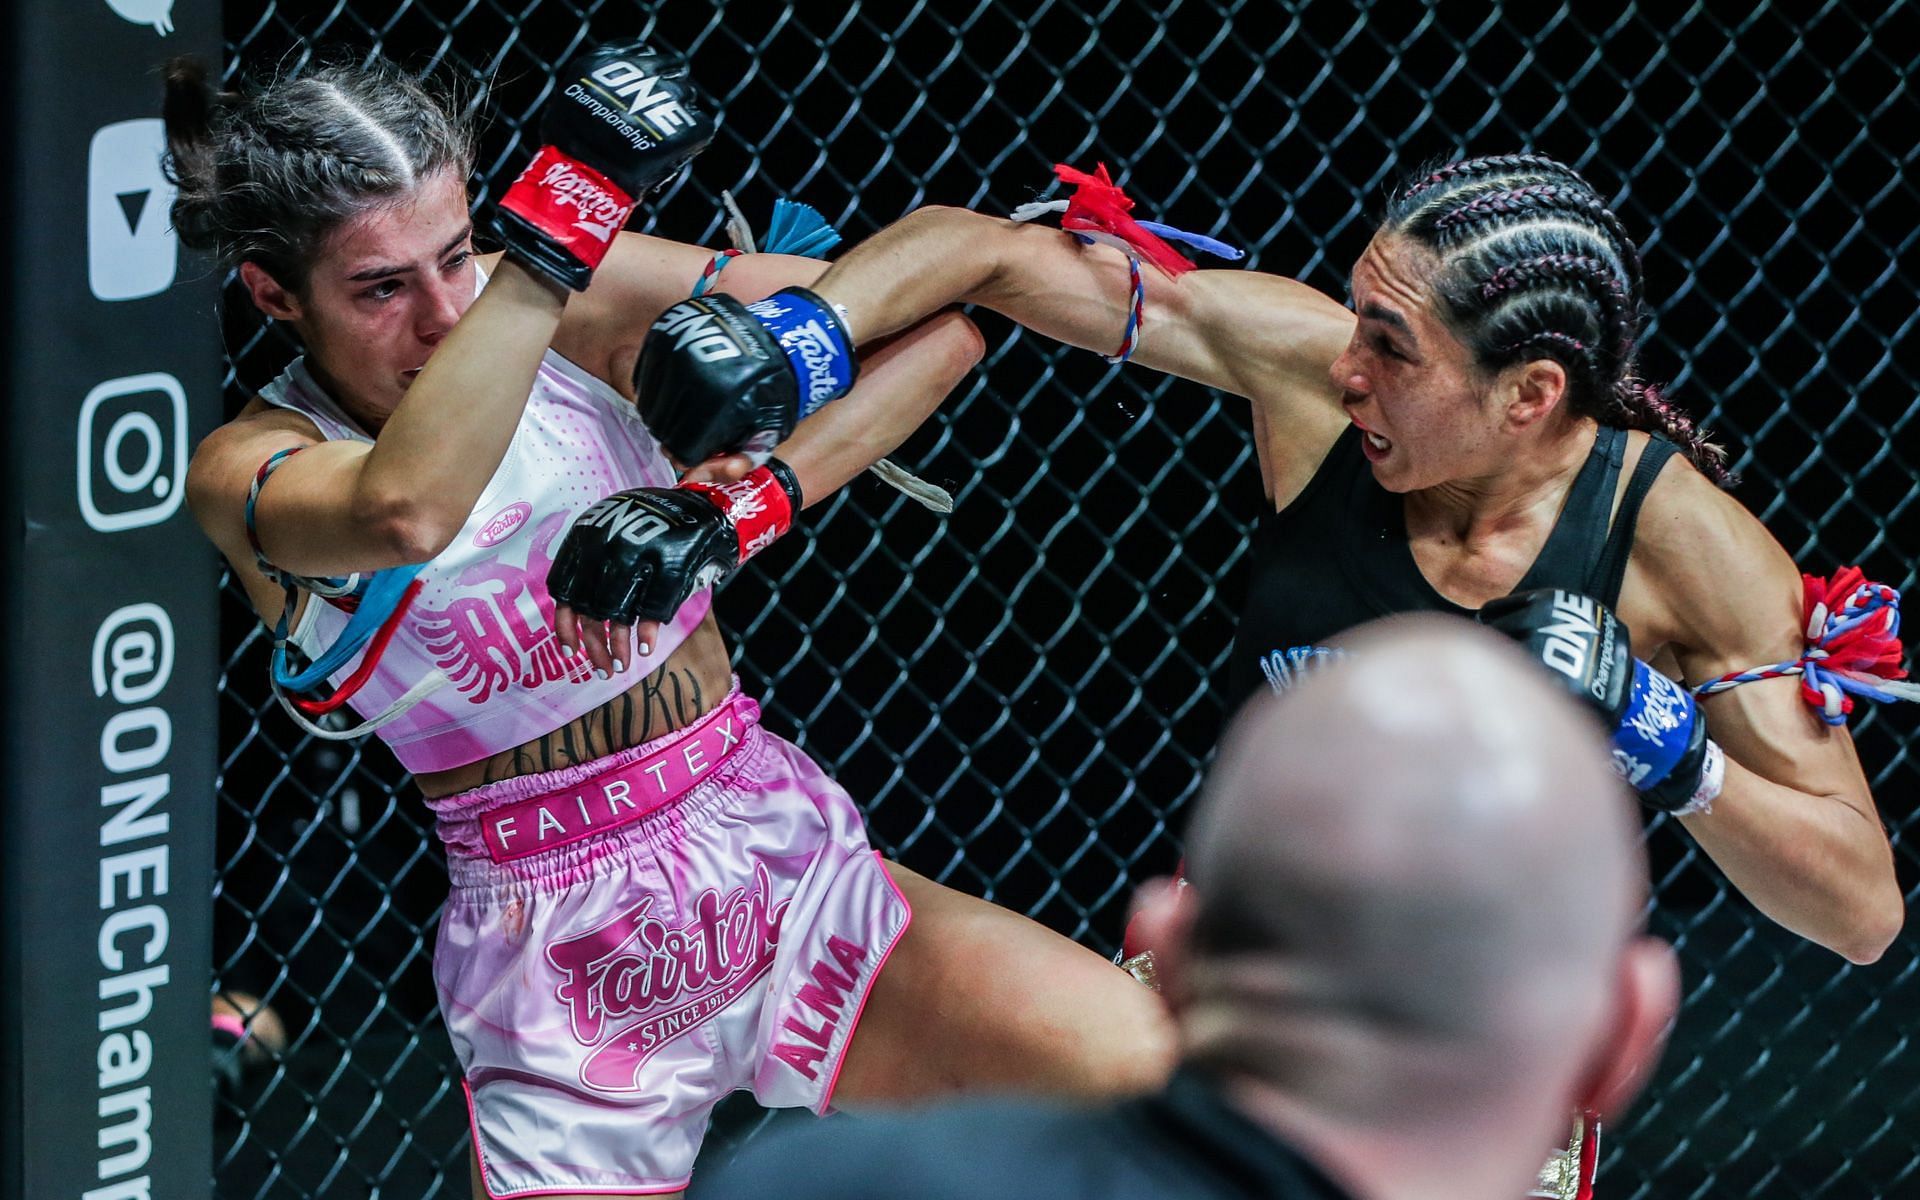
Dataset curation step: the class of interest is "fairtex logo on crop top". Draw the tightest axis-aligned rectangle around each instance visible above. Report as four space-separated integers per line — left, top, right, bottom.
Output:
545 862 789 1092
473 501 532 548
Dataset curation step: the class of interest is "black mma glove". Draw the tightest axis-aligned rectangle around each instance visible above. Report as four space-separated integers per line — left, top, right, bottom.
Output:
636 288 858 465
547 460 802 625
493 43 716 291
1479 589 1726 814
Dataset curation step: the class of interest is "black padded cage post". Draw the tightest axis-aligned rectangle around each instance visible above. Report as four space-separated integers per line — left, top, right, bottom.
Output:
1 3 224 1199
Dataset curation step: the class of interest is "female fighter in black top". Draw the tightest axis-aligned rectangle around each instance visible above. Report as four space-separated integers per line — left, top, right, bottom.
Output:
600 153 1902 965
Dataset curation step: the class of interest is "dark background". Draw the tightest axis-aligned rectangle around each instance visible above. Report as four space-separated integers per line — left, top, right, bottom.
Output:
208 3 1917 1197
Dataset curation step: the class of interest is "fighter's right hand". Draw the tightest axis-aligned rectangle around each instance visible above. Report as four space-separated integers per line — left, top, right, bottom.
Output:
492 43 716 291
635 288 858 465
1479 589 1724 814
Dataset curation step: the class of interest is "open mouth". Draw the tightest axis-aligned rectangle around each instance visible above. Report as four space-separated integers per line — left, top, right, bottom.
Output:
1349 414 1392 459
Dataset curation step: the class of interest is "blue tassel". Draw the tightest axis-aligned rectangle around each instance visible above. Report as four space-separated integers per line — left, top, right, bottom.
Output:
273 563 425 692
1137 219 1245 261
762 199 842 258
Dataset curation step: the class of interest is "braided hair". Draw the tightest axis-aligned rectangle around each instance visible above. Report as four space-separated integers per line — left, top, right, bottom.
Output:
162 54 476 293
1384 154 1732 485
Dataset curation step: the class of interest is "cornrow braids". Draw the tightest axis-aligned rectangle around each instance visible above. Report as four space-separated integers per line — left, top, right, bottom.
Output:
1383 153 1733 486
1435 183 1645 300
1395 153 1586 207
162 53 477 293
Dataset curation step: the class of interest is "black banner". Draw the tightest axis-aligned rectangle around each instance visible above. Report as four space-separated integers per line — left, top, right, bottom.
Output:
2 0 222 1197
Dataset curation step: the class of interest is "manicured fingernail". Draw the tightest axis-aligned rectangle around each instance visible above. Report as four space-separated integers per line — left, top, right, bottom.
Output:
638 641 652 657
595 668 610 680
614 657 627 673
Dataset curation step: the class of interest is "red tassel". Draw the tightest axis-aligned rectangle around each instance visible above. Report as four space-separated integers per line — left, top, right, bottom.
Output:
1053 163 1198 278
1800 567 1910 691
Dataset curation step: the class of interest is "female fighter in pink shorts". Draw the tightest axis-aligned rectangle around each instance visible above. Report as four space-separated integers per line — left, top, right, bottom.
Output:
170 45 1171 1199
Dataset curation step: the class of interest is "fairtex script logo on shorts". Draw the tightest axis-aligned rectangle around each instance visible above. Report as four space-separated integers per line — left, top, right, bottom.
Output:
473 501 532 548
545 863 790 1092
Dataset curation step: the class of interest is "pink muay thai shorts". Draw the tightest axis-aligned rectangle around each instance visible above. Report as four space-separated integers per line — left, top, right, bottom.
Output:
427 687 911 1196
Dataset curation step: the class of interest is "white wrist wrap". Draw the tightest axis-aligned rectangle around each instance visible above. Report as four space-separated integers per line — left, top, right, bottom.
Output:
1674 739 1726 816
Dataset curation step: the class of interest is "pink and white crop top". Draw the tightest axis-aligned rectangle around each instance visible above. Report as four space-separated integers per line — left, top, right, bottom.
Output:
260 289 713 774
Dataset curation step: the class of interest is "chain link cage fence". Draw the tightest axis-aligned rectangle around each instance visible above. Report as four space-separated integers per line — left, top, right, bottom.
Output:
206 2 1917 1197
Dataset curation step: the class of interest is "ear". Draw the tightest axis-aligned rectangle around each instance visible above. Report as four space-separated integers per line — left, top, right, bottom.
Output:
1572 935 1680 1118
1126 876 1199 1009
1501 358 1569 430
239 261 304 322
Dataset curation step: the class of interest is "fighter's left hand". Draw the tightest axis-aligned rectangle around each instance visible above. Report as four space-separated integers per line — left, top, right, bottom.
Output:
551 460 801 675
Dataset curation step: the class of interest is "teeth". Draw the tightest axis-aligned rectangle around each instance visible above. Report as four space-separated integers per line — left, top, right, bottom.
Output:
1365 431 1390 450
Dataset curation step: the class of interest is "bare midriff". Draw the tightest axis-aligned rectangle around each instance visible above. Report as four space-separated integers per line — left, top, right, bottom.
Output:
414 610 736 798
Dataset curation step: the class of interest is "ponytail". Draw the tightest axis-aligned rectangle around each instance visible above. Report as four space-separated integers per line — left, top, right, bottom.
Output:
160 57 233 257
1612 378 1734 486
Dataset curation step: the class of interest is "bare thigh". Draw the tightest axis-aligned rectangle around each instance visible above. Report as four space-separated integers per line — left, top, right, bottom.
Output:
831 860 1177 1107
470 1148 684 1200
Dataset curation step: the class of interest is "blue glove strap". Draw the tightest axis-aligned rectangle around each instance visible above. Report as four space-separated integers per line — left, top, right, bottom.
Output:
1611 658 1698 790
744 291 856 416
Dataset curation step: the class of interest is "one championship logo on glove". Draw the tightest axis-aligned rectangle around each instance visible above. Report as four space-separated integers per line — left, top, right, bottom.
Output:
536 160 634 243
587 59 698 135
575 493 673 546
1539 591 1617 701
652 302 748 363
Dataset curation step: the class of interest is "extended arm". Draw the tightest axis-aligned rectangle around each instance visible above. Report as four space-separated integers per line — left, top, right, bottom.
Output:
809 205 1355 415
630 202 1356 500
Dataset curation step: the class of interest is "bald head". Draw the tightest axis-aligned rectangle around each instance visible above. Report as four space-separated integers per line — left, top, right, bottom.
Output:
1171 615 1654 1131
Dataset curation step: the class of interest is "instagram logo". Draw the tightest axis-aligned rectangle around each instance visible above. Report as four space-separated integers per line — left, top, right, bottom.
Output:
78 372 188 533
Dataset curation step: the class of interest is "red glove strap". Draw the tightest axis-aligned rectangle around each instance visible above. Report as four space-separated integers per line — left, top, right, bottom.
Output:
497 146 637 273
680 467 796 565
